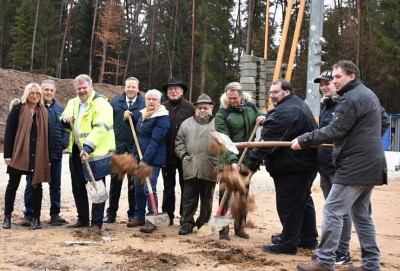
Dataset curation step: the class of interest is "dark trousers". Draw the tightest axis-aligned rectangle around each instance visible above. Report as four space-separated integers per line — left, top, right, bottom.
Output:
161 162 185 222
181 178 216 228
4 172 43 218
106 173 135 219
24 159 62 218
272 171 318 249
69 145 105 227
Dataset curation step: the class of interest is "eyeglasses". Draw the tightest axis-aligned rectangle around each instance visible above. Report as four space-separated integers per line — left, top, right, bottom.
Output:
268 89 283 96
196 106 211 111
29 92 41 96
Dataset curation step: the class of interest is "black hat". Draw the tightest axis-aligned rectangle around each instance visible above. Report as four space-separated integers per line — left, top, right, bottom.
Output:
162 77 188 94
194 94 215 106
314 70 333 83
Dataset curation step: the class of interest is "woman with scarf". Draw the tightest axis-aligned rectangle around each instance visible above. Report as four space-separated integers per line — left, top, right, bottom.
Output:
3 83 50 230
129 89 170 234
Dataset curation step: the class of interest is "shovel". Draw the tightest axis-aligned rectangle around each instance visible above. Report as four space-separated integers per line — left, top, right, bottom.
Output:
209 130 333 154
128 116 170 228
70 124 108 204
198 125 260 237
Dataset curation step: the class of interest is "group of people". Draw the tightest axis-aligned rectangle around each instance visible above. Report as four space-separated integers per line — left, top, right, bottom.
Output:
2 59 387 271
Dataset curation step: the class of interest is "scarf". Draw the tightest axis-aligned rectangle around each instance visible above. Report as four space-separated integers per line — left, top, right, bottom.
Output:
11 104 50 186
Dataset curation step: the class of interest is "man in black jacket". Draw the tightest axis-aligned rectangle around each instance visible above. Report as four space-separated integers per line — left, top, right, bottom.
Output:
161 78 195 225
315 70 352 265
104 77 145 226
246 80 318 255
294 60 389 271
23 79 69 226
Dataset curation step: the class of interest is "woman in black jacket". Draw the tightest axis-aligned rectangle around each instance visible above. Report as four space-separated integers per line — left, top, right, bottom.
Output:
3 83 50 229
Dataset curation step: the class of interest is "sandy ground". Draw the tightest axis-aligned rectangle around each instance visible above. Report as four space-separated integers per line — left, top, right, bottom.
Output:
0 154 399 271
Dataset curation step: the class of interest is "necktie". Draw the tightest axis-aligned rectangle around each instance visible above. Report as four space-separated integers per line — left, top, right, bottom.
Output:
128 101 133 109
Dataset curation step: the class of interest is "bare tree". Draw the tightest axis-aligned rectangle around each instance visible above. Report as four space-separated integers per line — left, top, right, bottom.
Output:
30 0 40 72
89 0 99 76
245 0 255 55
189 0 195 102
56 0 74 78
147 0 157 89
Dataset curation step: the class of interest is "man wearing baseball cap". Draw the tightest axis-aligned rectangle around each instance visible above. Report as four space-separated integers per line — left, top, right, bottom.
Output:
314 70 353 265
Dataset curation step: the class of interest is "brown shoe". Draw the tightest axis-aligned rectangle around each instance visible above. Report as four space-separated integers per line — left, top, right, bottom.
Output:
140 220 157 233
67 221 89 228
127 218 145 228
88 225 102 234
296 261 330 271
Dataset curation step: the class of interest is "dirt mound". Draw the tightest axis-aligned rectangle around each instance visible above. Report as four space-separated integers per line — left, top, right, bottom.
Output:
0 68 124 146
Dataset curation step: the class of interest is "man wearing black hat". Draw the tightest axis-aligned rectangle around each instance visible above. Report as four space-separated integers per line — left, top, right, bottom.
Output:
314 70 352 265
175 94 217 235
161 78 195 225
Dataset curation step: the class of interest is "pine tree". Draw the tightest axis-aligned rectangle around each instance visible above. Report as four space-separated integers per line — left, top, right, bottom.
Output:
10 0 35 71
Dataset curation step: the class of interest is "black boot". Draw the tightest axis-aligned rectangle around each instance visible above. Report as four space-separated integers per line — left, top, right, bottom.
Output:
3 216 11 229
219 225 230 240
234 220 249 239
32 218 41 230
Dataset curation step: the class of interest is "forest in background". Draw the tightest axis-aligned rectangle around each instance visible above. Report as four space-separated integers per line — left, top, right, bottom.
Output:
0 0 399 112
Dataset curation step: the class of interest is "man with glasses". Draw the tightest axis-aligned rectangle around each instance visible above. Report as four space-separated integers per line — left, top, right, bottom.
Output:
246 79 318 255
175 94 218 235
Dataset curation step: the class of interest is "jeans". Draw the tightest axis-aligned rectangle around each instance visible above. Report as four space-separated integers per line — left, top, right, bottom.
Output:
317 184 380 270
5 172 43 218
320 174 352 255
24 159 63 218
181 178 216 228
134 166 160 220
105 173 135 218
69 145 105 227
161 162 185 222
272 172 318 250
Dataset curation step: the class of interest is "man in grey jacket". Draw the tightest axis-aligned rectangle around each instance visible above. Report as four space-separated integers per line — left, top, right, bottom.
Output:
293 60 389 271
175 94 218 235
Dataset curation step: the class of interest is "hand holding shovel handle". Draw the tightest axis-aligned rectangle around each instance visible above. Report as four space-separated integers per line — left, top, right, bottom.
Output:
70 123 96 183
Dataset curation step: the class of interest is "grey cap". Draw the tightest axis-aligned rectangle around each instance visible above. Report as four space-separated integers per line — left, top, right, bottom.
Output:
194 94 214 106
314 70 333 83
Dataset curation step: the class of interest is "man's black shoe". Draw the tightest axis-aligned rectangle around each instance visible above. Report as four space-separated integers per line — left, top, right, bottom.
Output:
335 252 352 265
127 218 145 228
262 244 297 255
178 224 194 235
32 218 41 230
271 234 282 244
140 220 157 233
21 216 33 227
103 215 116 223
50 215 67 226
3 216 11 229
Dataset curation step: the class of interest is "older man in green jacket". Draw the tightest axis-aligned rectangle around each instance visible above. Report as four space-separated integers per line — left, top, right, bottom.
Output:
215 82 265 240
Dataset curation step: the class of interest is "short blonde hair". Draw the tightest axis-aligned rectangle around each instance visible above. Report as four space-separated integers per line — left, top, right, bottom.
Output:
21 83 43 104
145 89 162 100
74 74 92 86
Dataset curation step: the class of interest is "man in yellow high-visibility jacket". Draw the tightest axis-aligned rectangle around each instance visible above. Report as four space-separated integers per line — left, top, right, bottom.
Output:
61 74 115 234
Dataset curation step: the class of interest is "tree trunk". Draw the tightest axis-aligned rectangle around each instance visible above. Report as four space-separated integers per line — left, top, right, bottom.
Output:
147 0 157 90
245 0 255 55
189 0 195 102
124 0 143 79
99 40 107 83
30 0 40 72
89 0 99 77
356 0 361 66
56 0 74 78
